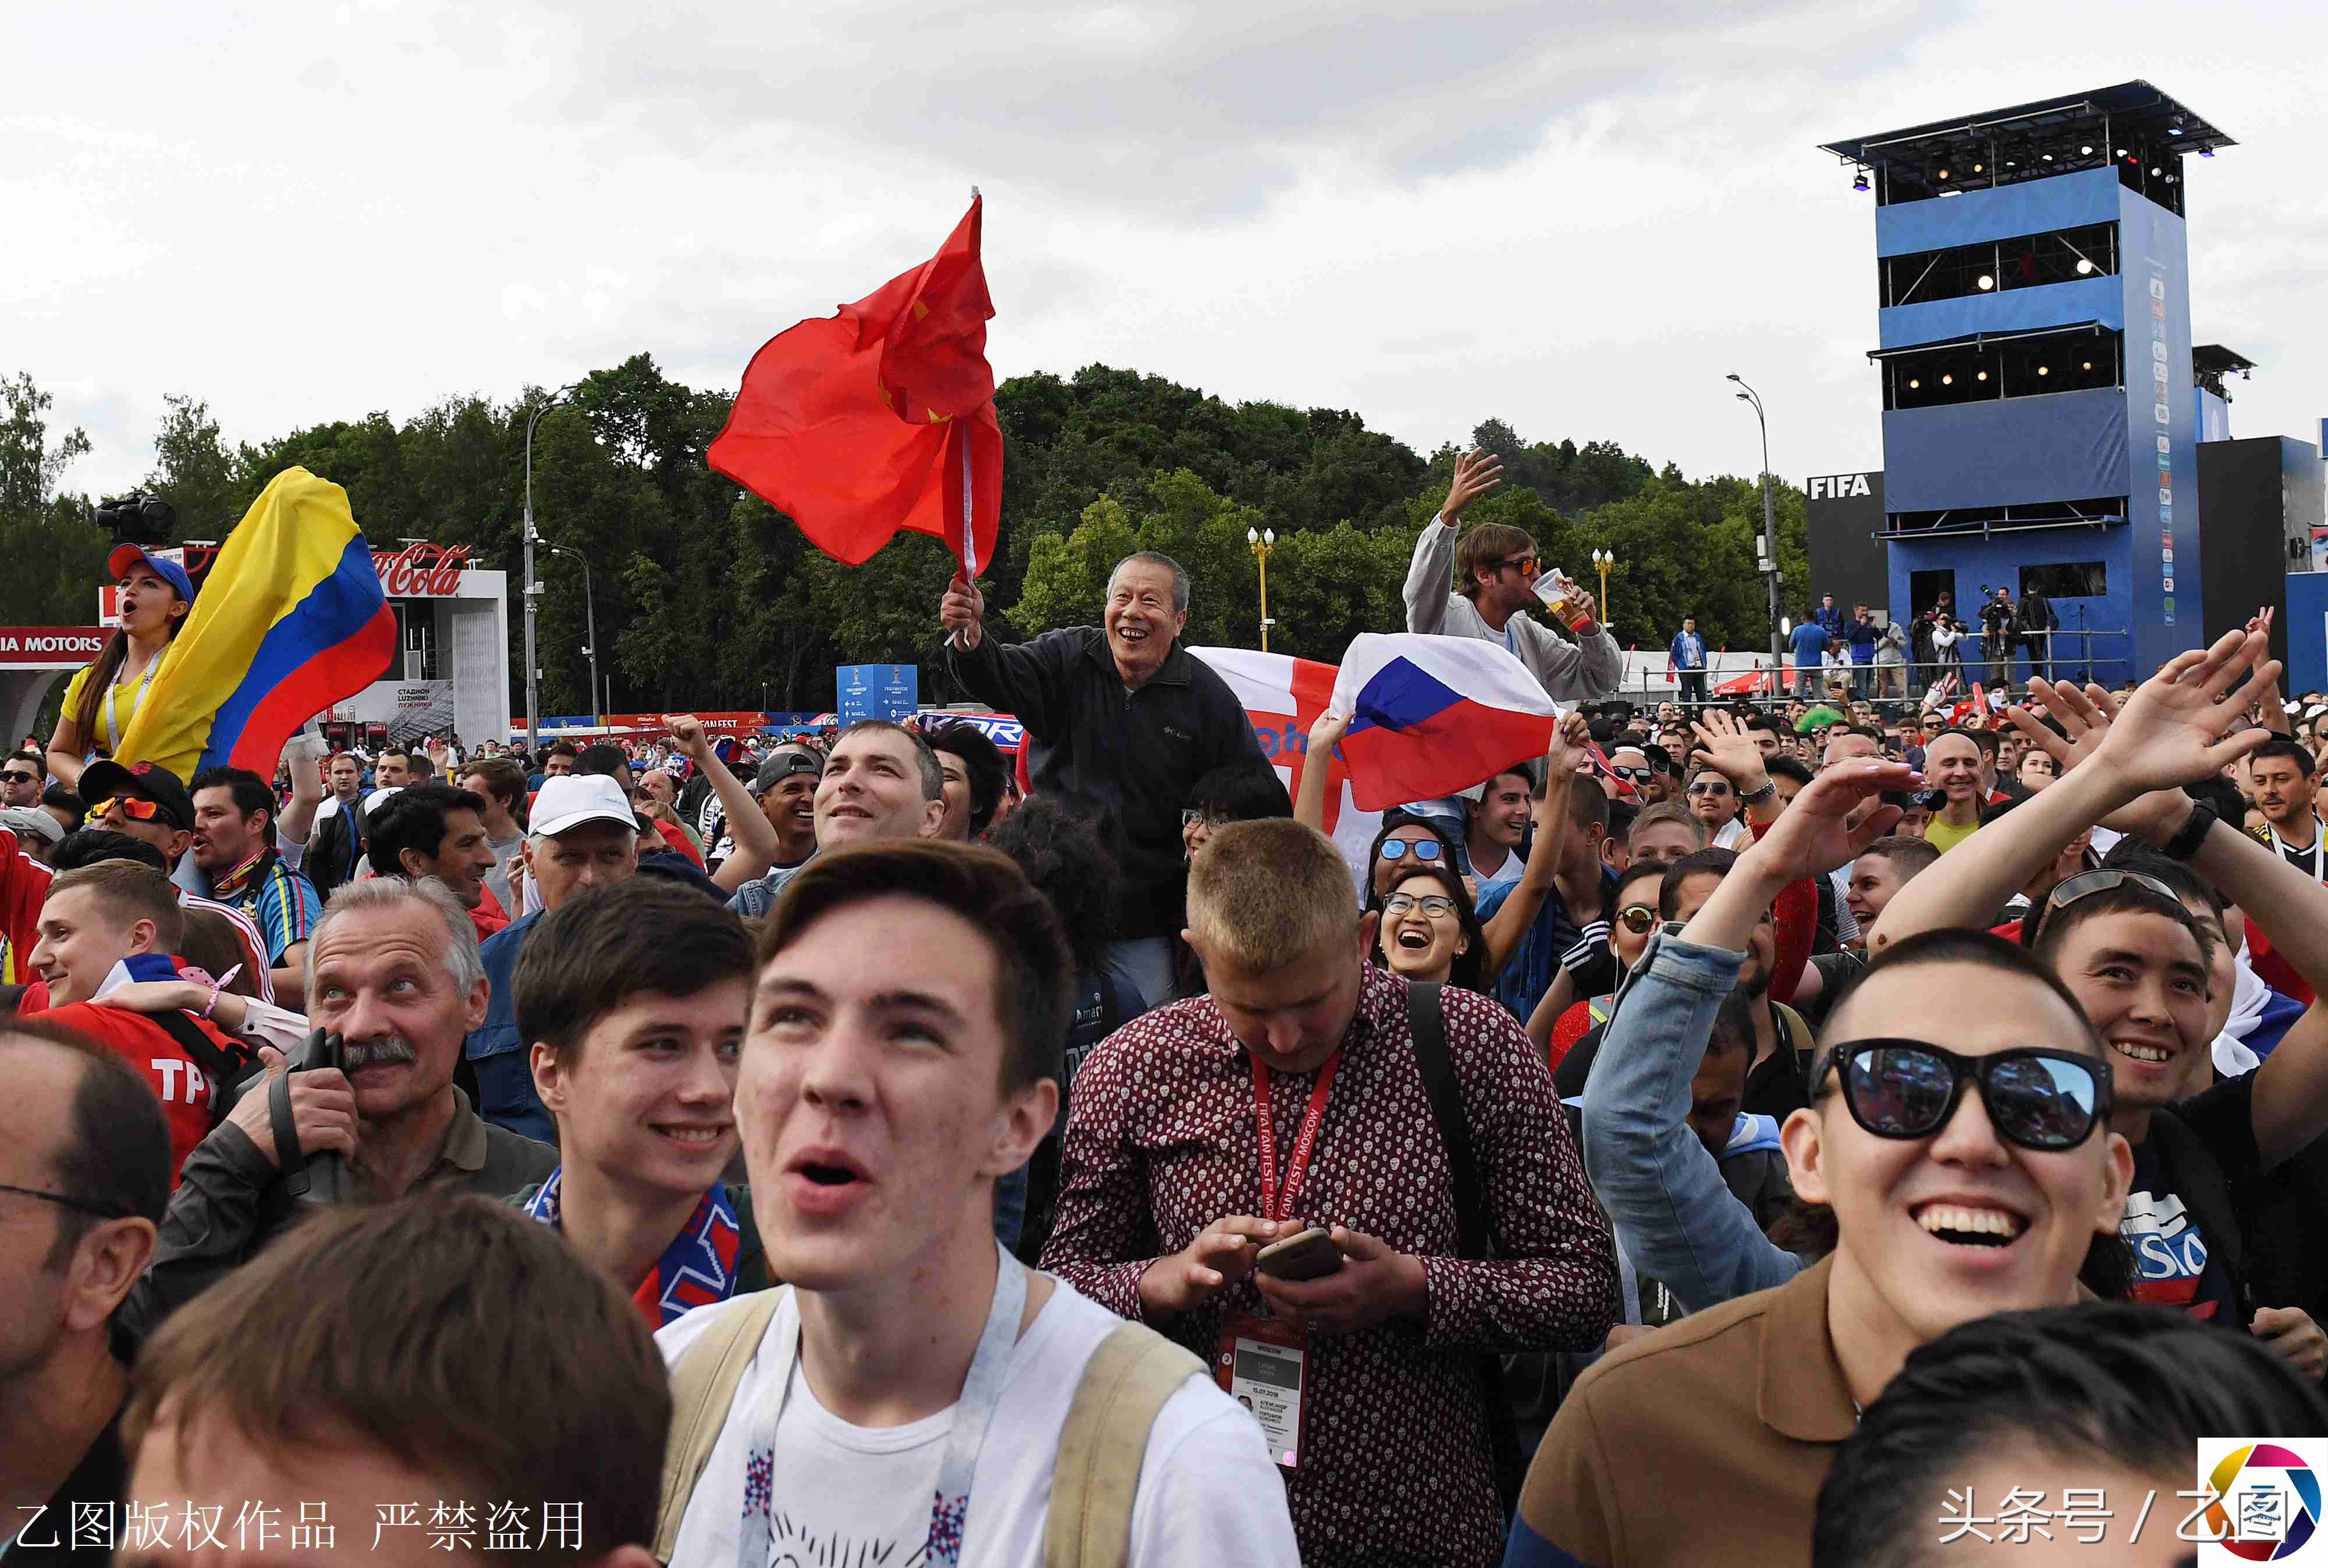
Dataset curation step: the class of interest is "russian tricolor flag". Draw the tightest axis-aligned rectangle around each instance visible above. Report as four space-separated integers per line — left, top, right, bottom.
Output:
1330 633 1559 811
1187 646 1383 896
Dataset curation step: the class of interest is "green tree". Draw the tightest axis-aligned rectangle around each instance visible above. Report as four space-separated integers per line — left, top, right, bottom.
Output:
144 394 248 538
0 372 108 625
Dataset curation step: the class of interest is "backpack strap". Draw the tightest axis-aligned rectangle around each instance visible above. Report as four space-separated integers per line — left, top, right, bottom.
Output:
1404 981 1524 1513
1407 980 1489 1259
146 1007 258 1120
1044 1321 1204 1568
654 1289 786 1565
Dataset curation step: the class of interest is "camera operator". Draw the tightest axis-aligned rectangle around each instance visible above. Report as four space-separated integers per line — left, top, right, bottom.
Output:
118 877 554 1341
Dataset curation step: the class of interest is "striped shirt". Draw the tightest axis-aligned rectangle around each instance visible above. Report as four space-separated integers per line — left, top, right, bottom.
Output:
203 845 321 966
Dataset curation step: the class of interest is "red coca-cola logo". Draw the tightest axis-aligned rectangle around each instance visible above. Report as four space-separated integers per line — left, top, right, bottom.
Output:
372 543 473 597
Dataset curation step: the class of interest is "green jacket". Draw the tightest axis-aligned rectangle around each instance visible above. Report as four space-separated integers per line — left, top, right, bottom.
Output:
504 1180 774 1299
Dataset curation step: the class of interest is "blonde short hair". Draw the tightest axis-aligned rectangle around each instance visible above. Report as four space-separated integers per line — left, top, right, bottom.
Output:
1186 819 1358 972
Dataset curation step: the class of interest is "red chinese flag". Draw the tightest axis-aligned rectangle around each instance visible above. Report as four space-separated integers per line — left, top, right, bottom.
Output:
709 195 1002 572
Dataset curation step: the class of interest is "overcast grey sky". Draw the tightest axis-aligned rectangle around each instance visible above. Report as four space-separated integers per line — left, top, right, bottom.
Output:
9 1 2322 502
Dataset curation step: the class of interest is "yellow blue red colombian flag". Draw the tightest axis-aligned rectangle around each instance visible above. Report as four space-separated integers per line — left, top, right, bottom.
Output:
115 466 396 783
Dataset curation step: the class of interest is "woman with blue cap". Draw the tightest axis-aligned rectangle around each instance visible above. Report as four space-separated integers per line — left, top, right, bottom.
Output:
46 544 194 789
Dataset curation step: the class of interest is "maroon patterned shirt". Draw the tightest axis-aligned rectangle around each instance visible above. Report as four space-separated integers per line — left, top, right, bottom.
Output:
1041 964 1618 1566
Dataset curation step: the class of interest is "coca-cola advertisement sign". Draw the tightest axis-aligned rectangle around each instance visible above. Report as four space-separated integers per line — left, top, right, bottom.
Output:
373 544 473 597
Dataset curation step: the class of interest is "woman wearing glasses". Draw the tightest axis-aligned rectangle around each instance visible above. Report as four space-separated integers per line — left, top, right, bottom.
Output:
1510 757 2137 1568
1527 861 1664 1067
47 545 192 790
1367 859 1488 992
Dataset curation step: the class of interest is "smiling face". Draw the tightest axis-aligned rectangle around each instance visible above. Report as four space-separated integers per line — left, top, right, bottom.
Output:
741 894 1049 1293
1847 855 1908 928
115 566 186 639
814 730 943 847
306 902 487 1123
1370 824 1447 900
1472 772 1532 850
29 885 150 1008
533 981 748 1202
2047 910 2212 1118
1786 959 2132 1351
1925 735 1983 806
758 772 818 847
1378 867 1467 984
408 807 495 910
1102 559 1187 686
934 751 974 843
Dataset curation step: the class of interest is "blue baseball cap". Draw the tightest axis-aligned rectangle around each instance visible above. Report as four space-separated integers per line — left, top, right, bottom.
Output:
107 544 195 606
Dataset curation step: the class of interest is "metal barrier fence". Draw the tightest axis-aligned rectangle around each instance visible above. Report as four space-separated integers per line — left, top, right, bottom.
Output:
1614 627 2138 709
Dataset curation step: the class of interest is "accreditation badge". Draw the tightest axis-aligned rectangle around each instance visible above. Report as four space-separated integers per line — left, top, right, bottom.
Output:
1216 1316 1308 1471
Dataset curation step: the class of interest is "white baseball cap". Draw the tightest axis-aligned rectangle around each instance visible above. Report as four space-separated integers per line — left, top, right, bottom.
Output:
530 774 637 839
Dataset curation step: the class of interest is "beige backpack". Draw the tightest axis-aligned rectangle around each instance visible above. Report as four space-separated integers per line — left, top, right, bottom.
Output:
653 1289 1204 1567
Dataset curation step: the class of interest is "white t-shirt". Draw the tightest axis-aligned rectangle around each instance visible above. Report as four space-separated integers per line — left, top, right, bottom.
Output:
1472 846 1525 902
656 1280 1299 1568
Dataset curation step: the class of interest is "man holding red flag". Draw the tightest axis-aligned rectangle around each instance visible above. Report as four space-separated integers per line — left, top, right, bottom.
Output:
708 194 1002 575
939 554 1281 1007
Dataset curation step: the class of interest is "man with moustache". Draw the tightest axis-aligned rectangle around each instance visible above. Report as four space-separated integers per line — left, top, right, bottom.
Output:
118 877 556 1338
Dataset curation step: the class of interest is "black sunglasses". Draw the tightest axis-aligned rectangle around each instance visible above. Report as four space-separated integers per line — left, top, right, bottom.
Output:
1814 1038 2113 1152
0 771 36 785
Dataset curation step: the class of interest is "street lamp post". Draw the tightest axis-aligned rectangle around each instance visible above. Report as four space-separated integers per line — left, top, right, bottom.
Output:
547 544 601 729
1246 527 1276 651
522 385 577 753
1726 374 1787 692
1590 548 1617 627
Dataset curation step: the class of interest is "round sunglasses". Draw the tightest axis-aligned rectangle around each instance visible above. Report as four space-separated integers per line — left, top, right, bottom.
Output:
1814 1038 2112 1152
1378 838 1445 864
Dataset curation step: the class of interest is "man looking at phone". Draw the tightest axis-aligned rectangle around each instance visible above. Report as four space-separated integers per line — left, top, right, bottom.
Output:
119 877 556 1340
1044 818 1616 1567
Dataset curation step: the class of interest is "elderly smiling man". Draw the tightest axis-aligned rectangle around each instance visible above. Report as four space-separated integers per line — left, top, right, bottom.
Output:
940 551 1283 1005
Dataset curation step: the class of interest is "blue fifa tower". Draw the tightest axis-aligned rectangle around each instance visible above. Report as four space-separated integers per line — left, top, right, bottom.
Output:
1823 83 2234 686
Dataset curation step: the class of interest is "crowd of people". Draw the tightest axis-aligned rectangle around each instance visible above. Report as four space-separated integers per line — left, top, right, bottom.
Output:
5 483 2328 1568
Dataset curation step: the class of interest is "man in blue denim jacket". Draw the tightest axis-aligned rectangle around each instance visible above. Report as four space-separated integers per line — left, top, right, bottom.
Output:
1580 757 1919 1314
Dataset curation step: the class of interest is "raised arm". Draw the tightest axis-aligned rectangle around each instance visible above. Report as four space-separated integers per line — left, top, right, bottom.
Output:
2014 652 2328 1170
665 715 776 892
1872 630 2277 953
937 574 1069 738
1479 714 1592 982
1293 708 1348 835
1403 448 1502 633
1580 758 1915 1310
274 732 327 857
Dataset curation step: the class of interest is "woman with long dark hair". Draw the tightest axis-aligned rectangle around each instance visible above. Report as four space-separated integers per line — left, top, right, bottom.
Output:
47 545 192 788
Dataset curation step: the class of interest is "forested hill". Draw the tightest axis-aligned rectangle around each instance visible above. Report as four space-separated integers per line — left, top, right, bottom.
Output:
2 361 1809 715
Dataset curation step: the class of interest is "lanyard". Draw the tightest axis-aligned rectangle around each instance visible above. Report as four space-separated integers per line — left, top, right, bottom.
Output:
103 655 162 754
1251 1051 1340 1224
2265 818 2326 882
739 1240 1026 1568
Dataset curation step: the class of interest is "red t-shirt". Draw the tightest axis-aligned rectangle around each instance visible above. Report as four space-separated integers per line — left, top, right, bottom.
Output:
654 817 705 868
34 1000 247 1187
